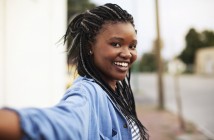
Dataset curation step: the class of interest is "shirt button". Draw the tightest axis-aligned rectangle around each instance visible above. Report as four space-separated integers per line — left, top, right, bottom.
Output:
123 124 128 128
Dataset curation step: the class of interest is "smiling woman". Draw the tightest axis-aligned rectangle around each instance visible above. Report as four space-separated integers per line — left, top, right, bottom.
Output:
0 3 149 140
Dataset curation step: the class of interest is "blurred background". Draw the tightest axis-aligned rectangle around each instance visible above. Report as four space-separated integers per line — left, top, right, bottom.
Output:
0 0 214 139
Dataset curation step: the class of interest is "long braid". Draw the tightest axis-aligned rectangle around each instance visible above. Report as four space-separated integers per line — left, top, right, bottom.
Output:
64 3 149 140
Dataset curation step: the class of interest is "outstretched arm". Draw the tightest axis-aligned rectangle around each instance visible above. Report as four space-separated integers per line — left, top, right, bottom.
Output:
0 109 22 140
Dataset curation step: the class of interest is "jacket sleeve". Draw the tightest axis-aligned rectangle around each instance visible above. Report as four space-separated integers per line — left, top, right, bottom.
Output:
13 87 90 140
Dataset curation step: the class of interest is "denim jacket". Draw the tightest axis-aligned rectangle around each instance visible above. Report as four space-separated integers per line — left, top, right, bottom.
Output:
14 76 132 140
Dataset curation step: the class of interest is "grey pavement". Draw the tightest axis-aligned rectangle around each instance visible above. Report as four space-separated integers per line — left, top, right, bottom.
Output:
131 73 214 139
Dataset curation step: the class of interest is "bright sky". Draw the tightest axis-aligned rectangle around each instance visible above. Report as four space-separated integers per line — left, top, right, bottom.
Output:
90 0 214 60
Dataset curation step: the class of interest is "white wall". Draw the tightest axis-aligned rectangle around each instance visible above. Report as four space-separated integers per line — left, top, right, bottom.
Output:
0 0 6 106
0 0 67 108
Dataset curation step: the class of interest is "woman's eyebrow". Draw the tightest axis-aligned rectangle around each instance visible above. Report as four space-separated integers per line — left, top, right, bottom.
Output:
108 37 124 42
108 37 137 43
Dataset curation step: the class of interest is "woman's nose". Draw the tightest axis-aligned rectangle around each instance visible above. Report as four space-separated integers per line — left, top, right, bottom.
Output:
120 48 132 58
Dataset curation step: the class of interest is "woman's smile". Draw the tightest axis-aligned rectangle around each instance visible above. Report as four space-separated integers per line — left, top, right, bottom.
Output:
113 61 129 72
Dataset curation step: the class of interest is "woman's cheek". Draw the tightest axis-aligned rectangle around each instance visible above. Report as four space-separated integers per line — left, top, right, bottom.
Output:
132 52 137 62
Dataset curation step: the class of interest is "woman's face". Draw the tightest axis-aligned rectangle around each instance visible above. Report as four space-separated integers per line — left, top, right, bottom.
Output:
91 22 137 89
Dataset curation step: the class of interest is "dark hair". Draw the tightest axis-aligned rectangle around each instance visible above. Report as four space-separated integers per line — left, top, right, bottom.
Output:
64 3 148 139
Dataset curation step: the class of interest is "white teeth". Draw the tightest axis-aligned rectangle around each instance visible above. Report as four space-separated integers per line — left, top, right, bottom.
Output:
114 62 128 67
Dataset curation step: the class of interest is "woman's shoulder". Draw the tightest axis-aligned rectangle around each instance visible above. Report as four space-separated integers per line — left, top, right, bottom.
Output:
70 76 102 91
64 76 106 100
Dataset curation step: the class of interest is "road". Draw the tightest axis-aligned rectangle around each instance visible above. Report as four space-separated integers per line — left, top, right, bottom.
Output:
131 73 214 139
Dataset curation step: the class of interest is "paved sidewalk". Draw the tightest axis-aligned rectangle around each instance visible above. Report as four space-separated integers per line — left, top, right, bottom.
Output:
136 104 209 140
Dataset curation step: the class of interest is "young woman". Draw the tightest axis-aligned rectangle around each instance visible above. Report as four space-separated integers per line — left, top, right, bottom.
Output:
0 3 149 140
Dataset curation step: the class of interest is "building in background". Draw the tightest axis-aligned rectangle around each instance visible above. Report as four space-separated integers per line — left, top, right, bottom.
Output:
195 47 214 76
0 0 67 107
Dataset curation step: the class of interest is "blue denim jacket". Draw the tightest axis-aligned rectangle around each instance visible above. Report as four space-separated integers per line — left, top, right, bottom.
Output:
15 76 132 140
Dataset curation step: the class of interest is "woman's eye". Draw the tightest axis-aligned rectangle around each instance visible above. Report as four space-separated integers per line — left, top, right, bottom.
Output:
129 44 136 50
111 42 121 47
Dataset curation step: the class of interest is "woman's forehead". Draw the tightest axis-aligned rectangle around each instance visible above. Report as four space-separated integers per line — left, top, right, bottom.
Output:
96 22 136 40
98 22 136 36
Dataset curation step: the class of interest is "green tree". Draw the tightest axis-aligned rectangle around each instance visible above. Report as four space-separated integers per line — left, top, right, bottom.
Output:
201 30 214 47
178 28 202 65
178 28 214 65
131 60 140 72
178 28 214 73
138 52 157 72
67 0 96 21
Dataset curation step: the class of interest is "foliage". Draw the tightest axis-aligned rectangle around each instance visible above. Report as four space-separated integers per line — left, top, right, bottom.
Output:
138 53 157 72
131 60 140 72
178 28 214 65
201 30 214 47
67 0 96 21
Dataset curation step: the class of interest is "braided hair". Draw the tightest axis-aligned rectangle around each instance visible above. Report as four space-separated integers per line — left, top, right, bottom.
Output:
64 3 149 140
